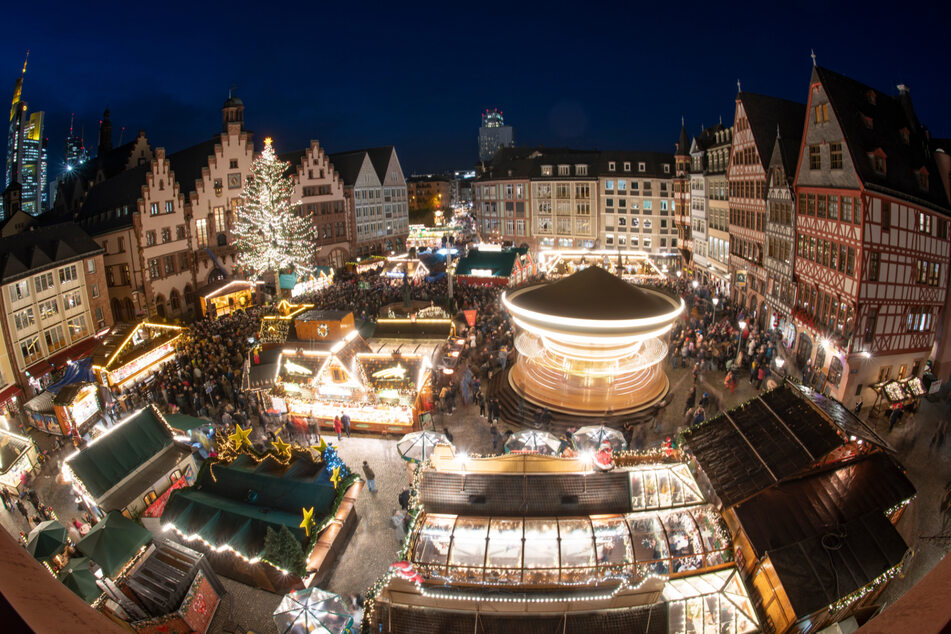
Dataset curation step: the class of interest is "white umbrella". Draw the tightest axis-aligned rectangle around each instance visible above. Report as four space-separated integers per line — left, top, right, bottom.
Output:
273 587 353 634
504 429 562 455
573 425 627 451
397 430 451 463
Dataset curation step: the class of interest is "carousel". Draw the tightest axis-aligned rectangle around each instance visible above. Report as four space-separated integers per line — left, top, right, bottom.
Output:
503 266 683 416
536 249 668 283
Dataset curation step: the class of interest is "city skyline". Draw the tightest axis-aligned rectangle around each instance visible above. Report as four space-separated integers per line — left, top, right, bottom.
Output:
2 2 950 177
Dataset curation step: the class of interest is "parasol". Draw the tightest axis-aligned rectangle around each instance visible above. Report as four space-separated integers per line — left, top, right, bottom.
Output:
273 586 354 634
75 511 152 578
26 519 68 561
396 430 451 463
59 557 102 603
504 429 562 455
573 425 627 451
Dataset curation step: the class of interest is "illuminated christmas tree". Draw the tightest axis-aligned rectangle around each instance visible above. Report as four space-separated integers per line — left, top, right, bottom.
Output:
233 138 317 291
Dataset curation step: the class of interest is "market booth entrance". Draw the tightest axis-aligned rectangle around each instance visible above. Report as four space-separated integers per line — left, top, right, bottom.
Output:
503 266 683 416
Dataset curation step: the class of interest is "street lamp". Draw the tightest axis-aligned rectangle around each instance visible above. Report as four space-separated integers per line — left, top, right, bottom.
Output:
692 280 699 289
737 320 747 363
712 297 719 324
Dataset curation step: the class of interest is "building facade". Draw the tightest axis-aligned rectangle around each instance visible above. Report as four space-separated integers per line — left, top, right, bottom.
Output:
674 124 692 266
705 127 733 290
764 130 800 342
728 92 805 330
5 58 48 217
688 125 726 284
791 66 951 406
407 174 451 213
0 223 112 395
478 108 514 163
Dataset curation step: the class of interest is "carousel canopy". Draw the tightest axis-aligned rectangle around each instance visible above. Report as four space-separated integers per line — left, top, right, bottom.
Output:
273 587 353 634
26 520 68 561
76 511 152 578
509 266 676 321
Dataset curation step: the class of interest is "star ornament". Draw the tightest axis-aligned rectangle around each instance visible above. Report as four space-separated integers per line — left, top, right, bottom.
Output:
330 466 342 489
228 425 253 451
271 435 292 456
300 506 315 537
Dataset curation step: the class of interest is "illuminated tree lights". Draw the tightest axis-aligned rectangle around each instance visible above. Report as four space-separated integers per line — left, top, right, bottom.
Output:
233 137 318 287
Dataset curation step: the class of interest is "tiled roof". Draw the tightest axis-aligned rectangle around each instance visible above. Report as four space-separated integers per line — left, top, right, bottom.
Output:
738 91 806 171
327 150 370 186
65 406 172 499
167 138 219 197
417 470 631 516
815 66 951 212
681 383 844 507
454 247 525 277
73 164 148 234
0 222 103 284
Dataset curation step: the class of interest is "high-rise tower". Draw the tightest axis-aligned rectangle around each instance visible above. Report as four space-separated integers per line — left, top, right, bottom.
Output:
478 108 514 163
64 113 88 169
5 52 47 216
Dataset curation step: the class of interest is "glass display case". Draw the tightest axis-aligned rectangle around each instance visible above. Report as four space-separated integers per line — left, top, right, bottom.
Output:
410 506 732 586
629 464 704 511
663 568 759 633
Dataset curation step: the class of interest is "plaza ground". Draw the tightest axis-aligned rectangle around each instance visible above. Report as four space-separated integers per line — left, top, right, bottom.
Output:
2 357 948 632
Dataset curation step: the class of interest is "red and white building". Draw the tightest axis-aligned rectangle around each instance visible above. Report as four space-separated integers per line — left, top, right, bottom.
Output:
792 66 951 406
727 91 805 331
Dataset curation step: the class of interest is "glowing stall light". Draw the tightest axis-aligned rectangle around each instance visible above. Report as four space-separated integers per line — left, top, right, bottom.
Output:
202 280 262 300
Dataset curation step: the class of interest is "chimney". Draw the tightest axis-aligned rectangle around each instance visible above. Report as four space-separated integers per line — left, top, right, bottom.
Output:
896 84 921 133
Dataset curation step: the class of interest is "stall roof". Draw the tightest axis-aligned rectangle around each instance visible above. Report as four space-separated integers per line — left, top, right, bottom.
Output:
733 453 915 558
24 391 55 414
418 470 631 516
788 382 890 448
681 384 845 507
454 248 524 277
51 382 94 407
92 321 183 371
97 444 192 513
65 406 173 499
296 309 352 322
163 414 210 433
766 511 907 617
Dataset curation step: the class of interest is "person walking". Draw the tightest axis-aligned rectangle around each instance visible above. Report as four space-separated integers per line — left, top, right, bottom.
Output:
888 405 903 432
341 412 351 438
334 415 343 442
683 387 696 415
853 400 864 416
692 406 706 427
362 461 376 493
478 392 486 418
443 426 454 443
929 418 948 450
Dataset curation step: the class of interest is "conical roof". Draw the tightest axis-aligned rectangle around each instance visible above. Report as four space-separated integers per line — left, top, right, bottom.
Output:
510 266 676 321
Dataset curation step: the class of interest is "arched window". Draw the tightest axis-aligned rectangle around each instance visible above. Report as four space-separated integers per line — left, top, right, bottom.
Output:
828 356 844 389
170 290 181 312
155 295 166 318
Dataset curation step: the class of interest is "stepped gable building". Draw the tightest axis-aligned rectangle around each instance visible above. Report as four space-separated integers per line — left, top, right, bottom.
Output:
727 91 805 330
281 140 351 268
764 115 804 342
791 66 951 406
0 222 111 395
688 124 726 285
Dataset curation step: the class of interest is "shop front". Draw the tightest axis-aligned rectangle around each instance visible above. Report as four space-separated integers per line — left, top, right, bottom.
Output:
92 322 184 391
52 383 102 438
198 280 261 318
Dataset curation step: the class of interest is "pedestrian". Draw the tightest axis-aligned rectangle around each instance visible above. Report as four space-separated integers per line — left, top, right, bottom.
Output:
398 488 410 510
478 392 486 418
391 508 408 540
684 387 696 415
442 426 454 443
930 418 948 449
0 488 11 511
15 499 28 519
888 405 903 432
362 461 376 493
853 400 864 416
692 406 706 427
699 392 709 409
341 412 351 438
334 415 343 441
756 365 766 390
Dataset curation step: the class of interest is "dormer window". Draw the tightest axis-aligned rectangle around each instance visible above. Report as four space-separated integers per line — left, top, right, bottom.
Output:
861 114 873 129
558 165 570 176
916 167 929 191
900 128 910 144
868 148 887 175
541 165 552 176
575 164 588 176
866 90 877 106
661 163 669 174
608 161 616 172
623 162 631 171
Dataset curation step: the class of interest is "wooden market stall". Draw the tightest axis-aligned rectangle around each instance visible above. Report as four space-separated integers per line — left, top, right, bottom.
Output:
197 279 261 318
91 322 184 391
869 377 924 419
0 428 39 493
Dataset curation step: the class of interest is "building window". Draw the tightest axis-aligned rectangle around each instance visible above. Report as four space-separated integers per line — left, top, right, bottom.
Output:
176 225 186 240
148 258 160 279
830 143 843 169
230 159 238 169
179 252 189 271
918 212 932 234
164 256 175 275
8 279 30 302
86 259 96 274
165 201 174 214
608 162 616 172
59 265 79 285
19 336 41 365
214 206 227 234
864 307 878 343
809 145 821 170
938 219 949 239
44 325 67 353
146 231 156 246
906 308 933 332
63 290 82 310
814 103 829 123
869 252 880 281
67 315 88 342
557 165 569 176
38 298 59 320
575 164 588 176
541 165 552 176
150 203 159 216
195 219 208 246
118 237 125 252
13 307 34 330
91 283 100 298
881 201 891 231
161 227 171 243
623 162 631 171
95 307 104 325
638 163 646 172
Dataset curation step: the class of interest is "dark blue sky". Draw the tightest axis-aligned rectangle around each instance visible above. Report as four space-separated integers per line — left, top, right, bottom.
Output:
4 1 950 177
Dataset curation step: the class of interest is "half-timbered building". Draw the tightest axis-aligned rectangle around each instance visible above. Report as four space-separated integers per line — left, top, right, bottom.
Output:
674 123 692 266
792 66 951 406
764 121 803 343
689 124 727 286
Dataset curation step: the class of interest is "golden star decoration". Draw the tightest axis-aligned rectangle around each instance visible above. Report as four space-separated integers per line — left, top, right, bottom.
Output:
271 435 292 456
315 436 328 453
330 466 342 489
300 506 315 537
228 425 253 451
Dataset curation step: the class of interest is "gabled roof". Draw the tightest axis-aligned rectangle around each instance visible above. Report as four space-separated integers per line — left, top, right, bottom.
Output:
738 91 806 170
454 247 522 277
74 164 149 234
814 66 951 212
279 149 308 178
733 452 915 558
327 150 371 186
0 222 103 284
597 150 674 178
365 146 396 183
676 122 690 156
681 383 845 507
167 138 219 197
65 406 173 500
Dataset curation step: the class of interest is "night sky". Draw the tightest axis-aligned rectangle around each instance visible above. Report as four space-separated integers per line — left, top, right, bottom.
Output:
4 1 950 178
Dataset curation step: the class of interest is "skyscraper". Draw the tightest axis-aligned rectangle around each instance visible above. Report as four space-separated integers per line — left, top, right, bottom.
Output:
64 113 88 169
478 108 513 163
5 53 48 216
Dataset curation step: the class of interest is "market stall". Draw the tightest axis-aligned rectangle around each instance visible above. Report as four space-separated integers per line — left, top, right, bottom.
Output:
348 255 387 275
0 428 39 493
869 379 919 419
92 321 184 391
281 268 334 299
53 383 102 438
198 280 262 318
380 256 430 284
535 249 667 283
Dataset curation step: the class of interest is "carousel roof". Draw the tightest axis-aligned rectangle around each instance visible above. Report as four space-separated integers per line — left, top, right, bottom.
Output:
508 266 677 321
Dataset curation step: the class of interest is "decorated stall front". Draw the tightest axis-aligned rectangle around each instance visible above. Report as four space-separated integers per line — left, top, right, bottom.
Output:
274 331 435 434
453 245 534 287
536 248 667 283
280 268 334 299
198 280 261 318
92 322 184 391
380 256 430 284
348 255 387 275
869 377 924 418
0 428 39 493
53 383 102 439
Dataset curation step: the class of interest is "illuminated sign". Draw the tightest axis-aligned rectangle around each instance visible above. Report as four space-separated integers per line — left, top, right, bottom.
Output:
284 360 313 376
108 341 176 385
69 387 100 426
372 365 407 380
